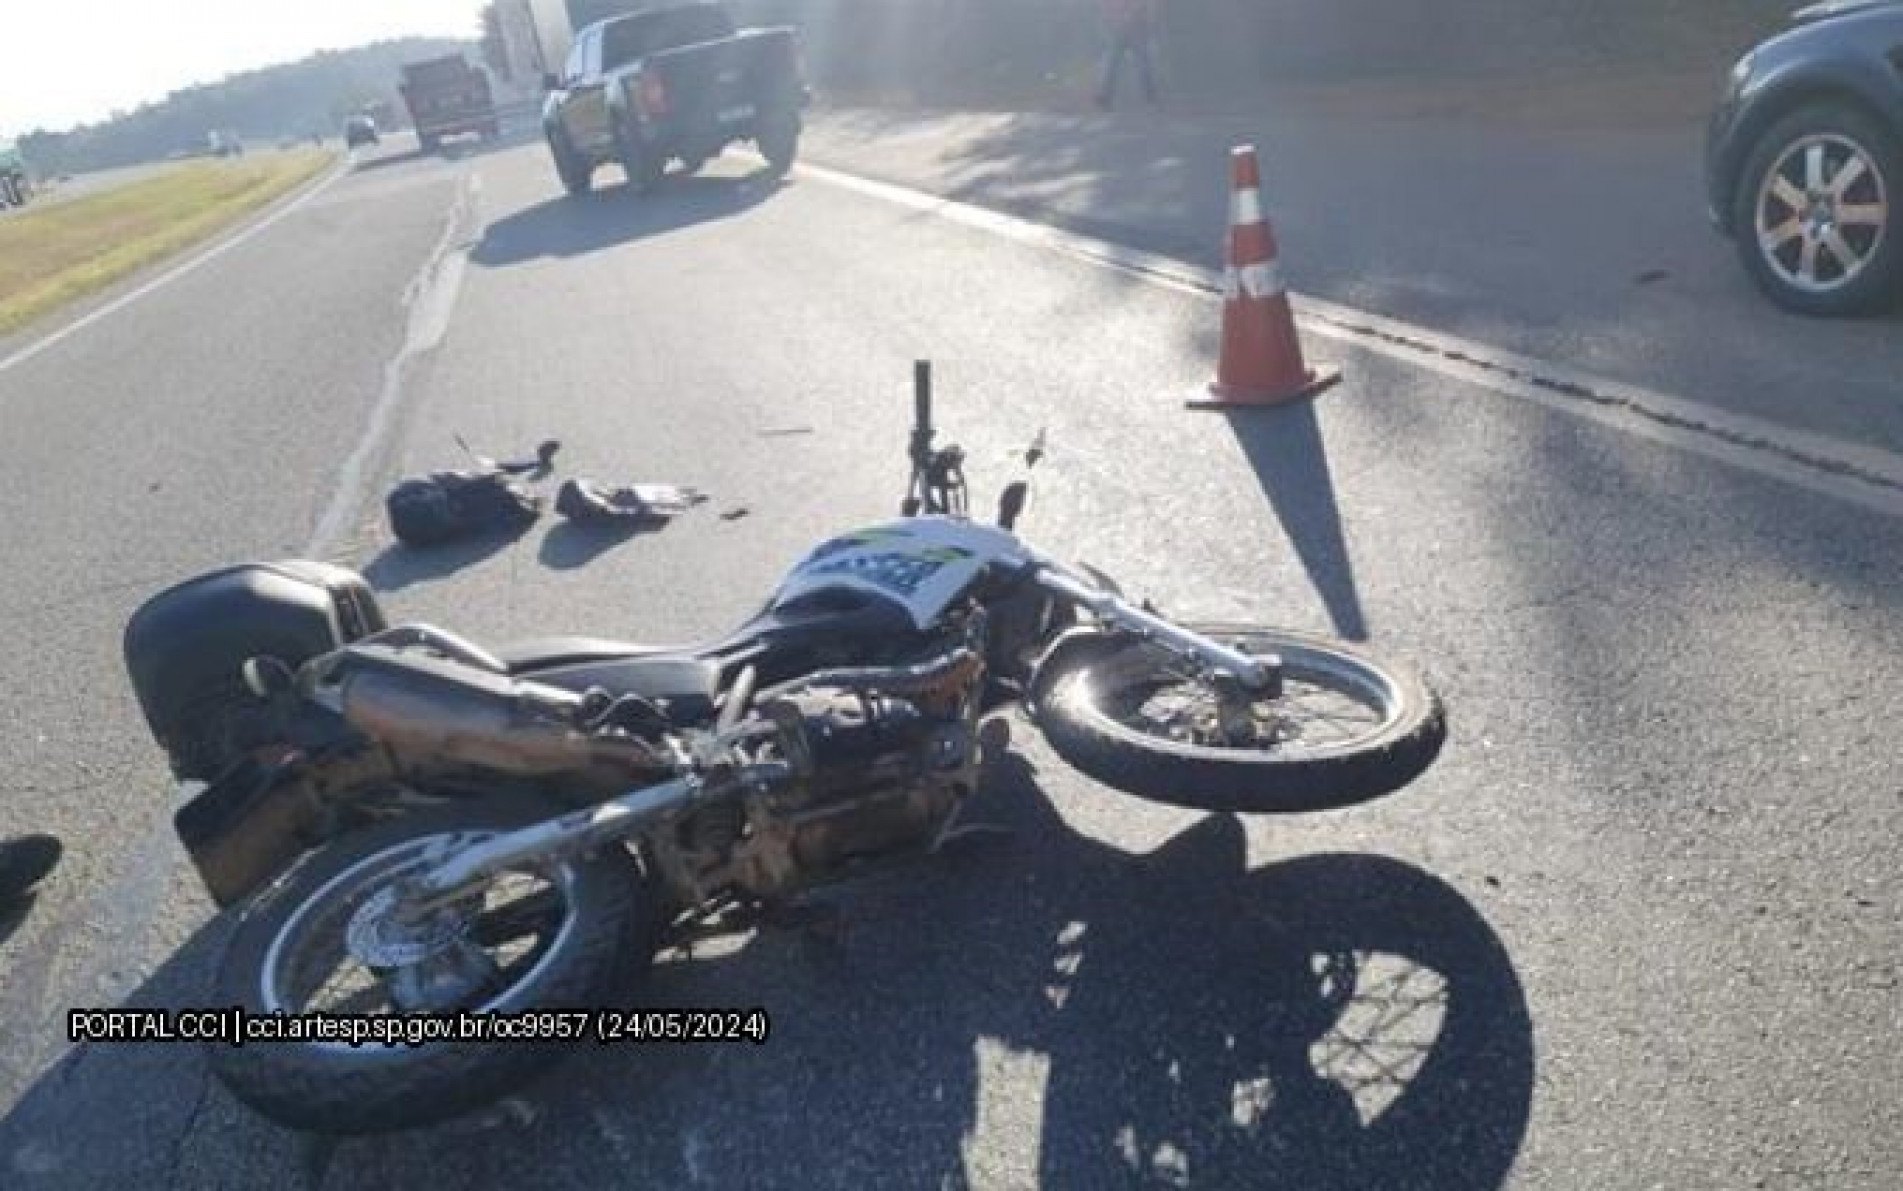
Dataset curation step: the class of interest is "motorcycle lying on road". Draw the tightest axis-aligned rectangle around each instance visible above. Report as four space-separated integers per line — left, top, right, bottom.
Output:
123 363 1445 1134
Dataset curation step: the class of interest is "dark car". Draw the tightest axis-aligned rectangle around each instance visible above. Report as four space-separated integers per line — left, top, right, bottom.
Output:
344 116 380 149
542 2 807 198
1706 0 1903 315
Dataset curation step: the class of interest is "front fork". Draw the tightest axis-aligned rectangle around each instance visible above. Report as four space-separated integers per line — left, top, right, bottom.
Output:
1033 569 1283 695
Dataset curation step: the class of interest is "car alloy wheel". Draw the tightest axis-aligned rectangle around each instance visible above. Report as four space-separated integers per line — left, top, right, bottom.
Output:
1754 132 1889 295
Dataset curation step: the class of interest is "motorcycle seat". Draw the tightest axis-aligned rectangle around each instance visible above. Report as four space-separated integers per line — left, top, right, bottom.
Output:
509 644 721 719
496 637 677 674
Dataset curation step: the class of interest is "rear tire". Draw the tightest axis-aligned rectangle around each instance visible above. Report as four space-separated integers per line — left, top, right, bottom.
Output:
547 127 592 197
756 112 800 177
616 119 662 195
1031 626 1445 813
209 797 658 1134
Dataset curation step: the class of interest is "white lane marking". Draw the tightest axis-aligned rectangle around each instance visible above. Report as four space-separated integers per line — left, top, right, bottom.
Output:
796 159 1903 519
0 156 351 378
17 167 478 1054
307 170 479 557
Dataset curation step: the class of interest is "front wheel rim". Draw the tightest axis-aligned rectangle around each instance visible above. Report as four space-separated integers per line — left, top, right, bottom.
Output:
1755 133 1889 294
1065 636 1408 761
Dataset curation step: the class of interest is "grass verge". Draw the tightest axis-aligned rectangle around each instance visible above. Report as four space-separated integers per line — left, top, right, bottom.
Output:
0 150 335 336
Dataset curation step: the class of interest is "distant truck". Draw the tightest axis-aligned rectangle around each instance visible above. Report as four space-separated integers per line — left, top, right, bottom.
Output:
1 141 35 208
542 2 807 196
399 55 502 153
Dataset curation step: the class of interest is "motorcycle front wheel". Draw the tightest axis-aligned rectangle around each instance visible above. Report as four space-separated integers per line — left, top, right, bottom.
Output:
1030 625 1445 813
210 797 656 1134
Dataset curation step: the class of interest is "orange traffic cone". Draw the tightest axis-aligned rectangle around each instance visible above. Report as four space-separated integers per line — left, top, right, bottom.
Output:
1188 145 1340 410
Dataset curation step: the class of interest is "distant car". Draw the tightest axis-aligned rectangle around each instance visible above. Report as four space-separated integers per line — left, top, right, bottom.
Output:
1706 0 1903 315
344 116 380 149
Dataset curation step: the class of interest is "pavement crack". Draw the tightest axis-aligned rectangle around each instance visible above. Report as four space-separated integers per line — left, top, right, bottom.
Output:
164 1065 215 1190
1307 310 1903 498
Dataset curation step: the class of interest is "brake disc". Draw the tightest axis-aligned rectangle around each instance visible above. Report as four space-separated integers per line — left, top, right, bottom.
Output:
345 884 471 968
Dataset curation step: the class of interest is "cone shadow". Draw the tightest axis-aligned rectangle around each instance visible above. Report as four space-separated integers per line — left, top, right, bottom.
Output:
1224 400 1369 641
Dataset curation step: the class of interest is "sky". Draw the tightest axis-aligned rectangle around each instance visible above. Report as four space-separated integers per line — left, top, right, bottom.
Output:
0 0 486 134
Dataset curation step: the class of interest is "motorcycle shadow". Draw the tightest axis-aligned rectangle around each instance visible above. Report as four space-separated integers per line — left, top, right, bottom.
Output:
359 519 538 593
0 750 1533 1190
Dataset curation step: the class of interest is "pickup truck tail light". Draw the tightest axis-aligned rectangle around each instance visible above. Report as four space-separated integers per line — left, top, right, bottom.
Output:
637 74 670 119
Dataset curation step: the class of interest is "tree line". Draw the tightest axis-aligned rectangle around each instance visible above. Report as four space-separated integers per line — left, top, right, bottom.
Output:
16 38 472 176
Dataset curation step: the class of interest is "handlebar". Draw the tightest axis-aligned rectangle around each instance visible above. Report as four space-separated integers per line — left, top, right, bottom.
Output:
913 359 933 441
903 360 967 517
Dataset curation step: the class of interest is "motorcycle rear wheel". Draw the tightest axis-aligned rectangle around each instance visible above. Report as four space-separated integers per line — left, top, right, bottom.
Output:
210 797 656 1134
1031 625 1445 813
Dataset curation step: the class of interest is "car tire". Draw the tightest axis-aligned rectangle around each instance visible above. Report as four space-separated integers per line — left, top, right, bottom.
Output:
615 118 662 196
1732 102 1903 317
547 127 592 197
756 112 800 178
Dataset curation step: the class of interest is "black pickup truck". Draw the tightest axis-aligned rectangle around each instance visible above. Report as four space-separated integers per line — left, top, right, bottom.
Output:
541 2 807 197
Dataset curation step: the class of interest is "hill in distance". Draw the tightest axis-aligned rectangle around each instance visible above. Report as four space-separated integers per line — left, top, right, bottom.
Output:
18 37 475 175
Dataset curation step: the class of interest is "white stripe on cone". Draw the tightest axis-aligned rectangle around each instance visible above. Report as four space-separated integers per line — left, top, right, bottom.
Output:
1223 260 1286 300
1231 189 1264 228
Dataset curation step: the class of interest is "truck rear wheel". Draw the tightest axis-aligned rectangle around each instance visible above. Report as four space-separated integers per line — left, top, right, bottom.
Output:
548 128 593 197
615 119 662 196
756 112 800 178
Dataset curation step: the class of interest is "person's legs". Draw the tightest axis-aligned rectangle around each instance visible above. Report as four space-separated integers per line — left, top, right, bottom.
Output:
0 835 61 905
1097 27 1134 109
1134 29 1159 104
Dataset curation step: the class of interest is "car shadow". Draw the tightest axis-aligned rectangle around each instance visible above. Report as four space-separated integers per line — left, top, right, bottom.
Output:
471 171 788 268
348 146 429 174
0 749 1533 1189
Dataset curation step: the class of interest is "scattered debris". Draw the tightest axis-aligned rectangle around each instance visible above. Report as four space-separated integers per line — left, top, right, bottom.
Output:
555 479 707 525
719 507 751 521
758 426 814 438
1634 269 1669 286
386 469 540 546
455 435 561 477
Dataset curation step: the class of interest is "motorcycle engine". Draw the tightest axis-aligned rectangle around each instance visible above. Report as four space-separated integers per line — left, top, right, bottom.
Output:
670 687 981 901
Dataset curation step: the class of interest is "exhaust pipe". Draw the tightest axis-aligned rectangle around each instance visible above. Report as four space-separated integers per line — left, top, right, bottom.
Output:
332 645 656 776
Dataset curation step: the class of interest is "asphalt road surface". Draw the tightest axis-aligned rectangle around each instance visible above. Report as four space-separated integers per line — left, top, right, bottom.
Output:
0 128 1898 1191
804 101 1903 454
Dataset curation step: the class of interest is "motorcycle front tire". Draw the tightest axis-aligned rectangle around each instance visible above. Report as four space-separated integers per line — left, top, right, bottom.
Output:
1030 625 1446 814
